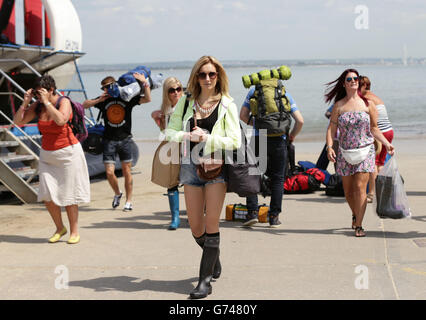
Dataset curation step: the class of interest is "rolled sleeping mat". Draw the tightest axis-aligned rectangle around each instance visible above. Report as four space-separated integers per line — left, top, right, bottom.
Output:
242 65 292 88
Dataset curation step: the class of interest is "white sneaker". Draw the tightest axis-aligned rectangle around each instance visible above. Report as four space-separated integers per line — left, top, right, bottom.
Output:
112 192 123 209
123 202 133 212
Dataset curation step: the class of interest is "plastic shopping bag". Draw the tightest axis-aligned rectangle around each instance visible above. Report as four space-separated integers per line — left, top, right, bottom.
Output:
375 157 411 219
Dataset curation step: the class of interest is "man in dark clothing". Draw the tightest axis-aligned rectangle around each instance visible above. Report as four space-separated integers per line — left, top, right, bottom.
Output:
239 84 304 228
83 73 151 211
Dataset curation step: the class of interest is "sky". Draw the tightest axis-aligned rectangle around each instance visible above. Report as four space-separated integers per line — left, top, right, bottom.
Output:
70 0 426 65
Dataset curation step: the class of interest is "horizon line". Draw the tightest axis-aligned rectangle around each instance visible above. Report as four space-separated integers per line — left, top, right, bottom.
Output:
78 56 426 67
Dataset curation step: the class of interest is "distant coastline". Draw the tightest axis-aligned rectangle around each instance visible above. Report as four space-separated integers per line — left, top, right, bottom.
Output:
79 57 426 72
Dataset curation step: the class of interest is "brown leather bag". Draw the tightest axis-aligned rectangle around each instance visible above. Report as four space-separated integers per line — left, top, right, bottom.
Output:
193 112 223 181
197 156 224 181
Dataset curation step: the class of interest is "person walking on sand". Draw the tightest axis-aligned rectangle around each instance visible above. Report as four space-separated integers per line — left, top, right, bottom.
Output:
166 56 241 299
151 77 184 230
325 69 394 237
83 72 151 212
359 75 394 203
13 75 90 244
239 80 304 228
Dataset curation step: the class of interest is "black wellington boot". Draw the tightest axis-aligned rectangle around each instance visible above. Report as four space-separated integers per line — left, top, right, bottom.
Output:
190 233 220 299
193 233 222 279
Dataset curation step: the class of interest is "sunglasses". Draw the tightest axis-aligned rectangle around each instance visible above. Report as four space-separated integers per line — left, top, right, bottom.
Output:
101 83 114 91
31 89 41 98
346 76 359 82
197 72 217 80
168 87 182 94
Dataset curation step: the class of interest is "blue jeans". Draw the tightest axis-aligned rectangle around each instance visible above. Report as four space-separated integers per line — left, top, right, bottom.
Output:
179 160 225 187
247 136 287 217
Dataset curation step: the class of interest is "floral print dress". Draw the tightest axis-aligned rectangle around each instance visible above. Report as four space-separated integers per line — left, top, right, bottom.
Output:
336 111 375 176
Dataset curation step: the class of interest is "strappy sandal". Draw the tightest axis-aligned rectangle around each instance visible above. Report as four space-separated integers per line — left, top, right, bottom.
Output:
355 226 366 237
366 194 373 203
352 216 356 229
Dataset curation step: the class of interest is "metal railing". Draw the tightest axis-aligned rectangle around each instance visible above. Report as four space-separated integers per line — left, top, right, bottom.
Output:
0 109 41 150
0 58 95 126
0 91 24 102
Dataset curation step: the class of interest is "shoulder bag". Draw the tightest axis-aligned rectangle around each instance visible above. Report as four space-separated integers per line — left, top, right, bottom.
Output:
151 96 189 188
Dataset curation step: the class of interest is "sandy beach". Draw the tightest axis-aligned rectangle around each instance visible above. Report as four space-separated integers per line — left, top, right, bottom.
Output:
0 138 425 300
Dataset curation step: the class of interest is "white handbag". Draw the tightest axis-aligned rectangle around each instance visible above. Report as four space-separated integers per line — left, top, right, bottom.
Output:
340 144 372 165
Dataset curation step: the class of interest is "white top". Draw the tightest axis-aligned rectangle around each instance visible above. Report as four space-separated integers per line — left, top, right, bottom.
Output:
376 104 393 133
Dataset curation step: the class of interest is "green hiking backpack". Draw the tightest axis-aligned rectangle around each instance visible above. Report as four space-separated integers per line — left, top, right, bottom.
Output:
249 78 292 137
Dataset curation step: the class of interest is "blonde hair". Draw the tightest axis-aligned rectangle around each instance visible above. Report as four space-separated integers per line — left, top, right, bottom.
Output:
187 55 230 101
161 77 183 115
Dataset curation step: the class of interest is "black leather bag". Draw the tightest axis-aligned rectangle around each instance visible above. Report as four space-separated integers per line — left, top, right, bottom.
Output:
224 127 261 197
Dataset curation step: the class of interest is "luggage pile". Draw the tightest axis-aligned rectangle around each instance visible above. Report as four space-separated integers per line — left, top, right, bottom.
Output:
281 160 345 197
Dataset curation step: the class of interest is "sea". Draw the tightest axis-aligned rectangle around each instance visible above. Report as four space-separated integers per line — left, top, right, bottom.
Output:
69 62 426 142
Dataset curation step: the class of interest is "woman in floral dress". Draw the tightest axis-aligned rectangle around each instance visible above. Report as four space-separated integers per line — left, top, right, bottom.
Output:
324 69 394 237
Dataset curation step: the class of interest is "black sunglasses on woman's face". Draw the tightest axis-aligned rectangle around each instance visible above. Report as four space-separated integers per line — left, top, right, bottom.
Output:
168 87 182 94
197 72 217 80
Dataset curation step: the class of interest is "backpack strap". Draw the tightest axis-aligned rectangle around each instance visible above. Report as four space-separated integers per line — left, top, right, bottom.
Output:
35 96 67 115
275 81 284 113
54 96 81 136
55 95 68 108
281 84 290 113
276 81 291 135
96 108 103 124
249 74 257 86
255 83 266 117
54 96 73 123
275 82 284 128
247 114 253 125
182 94 190 121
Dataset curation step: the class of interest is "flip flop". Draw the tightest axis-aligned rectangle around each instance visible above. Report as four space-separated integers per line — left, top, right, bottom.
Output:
355 226 366 237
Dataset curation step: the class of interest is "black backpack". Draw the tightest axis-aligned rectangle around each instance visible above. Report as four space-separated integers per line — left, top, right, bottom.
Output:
82 132 103 155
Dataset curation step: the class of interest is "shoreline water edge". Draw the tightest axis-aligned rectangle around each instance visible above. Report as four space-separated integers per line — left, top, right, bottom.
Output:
76 64 426 142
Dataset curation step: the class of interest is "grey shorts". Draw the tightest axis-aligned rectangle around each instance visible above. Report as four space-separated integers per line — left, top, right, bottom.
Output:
179 160 225 187
103 137 133 164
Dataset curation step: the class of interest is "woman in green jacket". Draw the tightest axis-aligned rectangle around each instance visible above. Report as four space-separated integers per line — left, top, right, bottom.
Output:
166 56 241 299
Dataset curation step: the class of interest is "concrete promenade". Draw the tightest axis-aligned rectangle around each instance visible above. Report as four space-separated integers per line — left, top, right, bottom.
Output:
0 140 425 300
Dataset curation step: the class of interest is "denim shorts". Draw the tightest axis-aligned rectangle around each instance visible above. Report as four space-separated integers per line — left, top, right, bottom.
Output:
179 160 225 187
103 137 133 164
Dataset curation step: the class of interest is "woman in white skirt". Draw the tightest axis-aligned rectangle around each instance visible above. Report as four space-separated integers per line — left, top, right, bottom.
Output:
13 75 90 244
